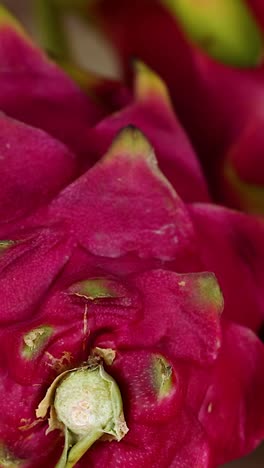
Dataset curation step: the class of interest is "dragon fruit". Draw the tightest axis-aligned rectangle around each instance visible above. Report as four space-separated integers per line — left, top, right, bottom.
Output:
0 4 132 166
0 6 264 468
82 0 264 214
0 5 105 160
0 3 213 245
0 125 264 467
0 5 210 205
85 60 210 203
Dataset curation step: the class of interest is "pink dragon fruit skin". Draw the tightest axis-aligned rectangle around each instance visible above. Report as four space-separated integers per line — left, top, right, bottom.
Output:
0 113 77 223
0 8 264 466
0 114 264 331
189 203 264 331
86 61 210 203
187 320 264 465
0 6 209 205
0 127 264 467
89 0 264 213
0 6 106 162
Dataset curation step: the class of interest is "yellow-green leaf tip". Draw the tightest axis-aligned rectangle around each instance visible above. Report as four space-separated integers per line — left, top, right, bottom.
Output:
68 278 120 300
164 0 263 67
152 355 174 400
196 273 224 312
0 5 28 38
104 126 155 163
134 60 173 109
22 326 53 359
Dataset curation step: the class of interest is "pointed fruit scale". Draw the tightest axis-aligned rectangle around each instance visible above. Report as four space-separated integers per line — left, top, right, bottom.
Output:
86 63 210 203
0 262 224 467
190 203 264 331
50 126 195 260
0 6 263 461
0 166 264 466
0 113 77 224
0 5 104 161
103 125 154 162
113 269 223 364
88 0 264 213
0 4 29 40
134 60 173 112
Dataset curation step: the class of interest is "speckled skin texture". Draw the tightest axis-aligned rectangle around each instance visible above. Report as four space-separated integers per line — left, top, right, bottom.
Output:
1 1 264 466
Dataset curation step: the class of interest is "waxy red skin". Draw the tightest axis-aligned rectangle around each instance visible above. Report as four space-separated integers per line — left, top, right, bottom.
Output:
91 0 264 210
0 8 264 466
0 128 264 467
189 203 264 331
0 19 105 163
0 7 204 234
187 320 264 465
89 0 209 156
2 128 262 332
0 113 77 223
0 11 210 205
86 67 210 203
